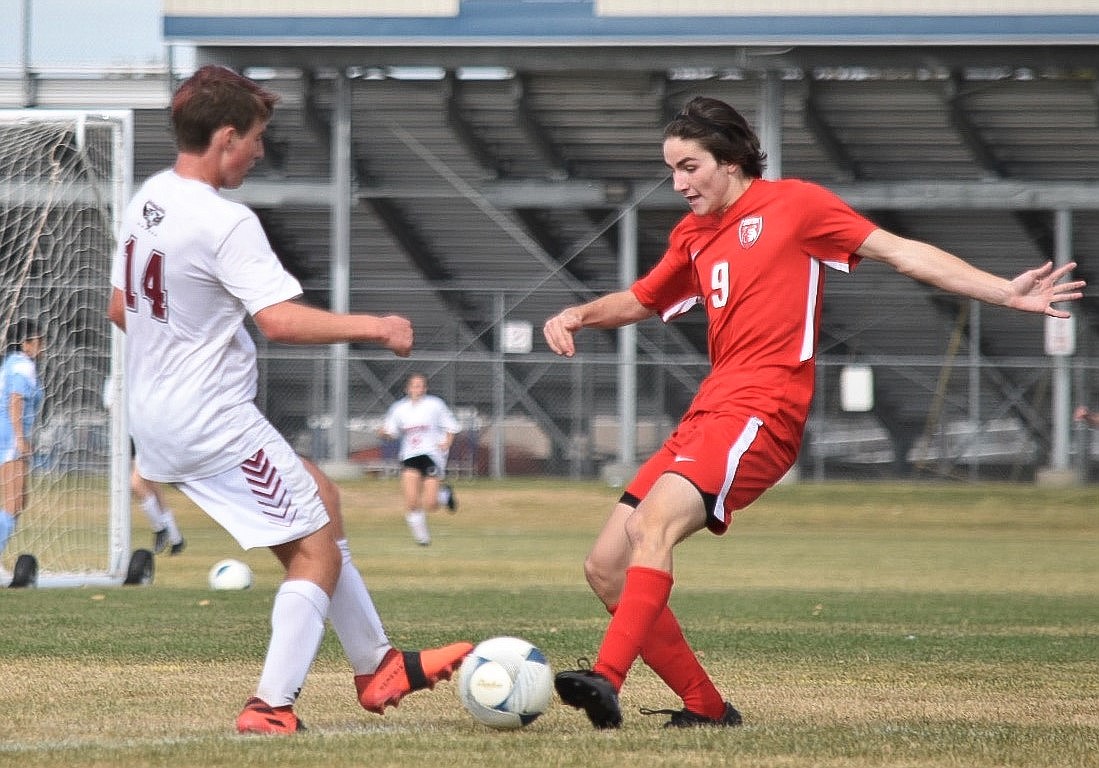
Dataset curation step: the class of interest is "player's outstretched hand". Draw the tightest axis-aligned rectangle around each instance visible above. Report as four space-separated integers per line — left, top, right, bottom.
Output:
543 308 583 357
1007 261 1085 318
380 315 414 357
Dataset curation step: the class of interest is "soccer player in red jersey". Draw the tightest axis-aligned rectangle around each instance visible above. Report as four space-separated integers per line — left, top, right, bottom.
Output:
544 96 1085 729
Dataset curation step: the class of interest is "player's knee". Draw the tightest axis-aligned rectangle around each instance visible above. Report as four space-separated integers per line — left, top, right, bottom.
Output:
583 553 619 603
622 508 676 558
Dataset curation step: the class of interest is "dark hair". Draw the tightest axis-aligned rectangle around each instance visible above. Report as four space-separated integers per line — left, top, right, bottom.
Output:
6 318 41 351
663 96 767 178
170 65 279 153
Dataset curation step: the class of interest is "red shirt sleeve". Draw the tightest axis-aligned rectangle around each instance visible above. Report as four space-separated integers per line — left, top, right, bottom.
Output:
631 215 715 321
794 180 877 272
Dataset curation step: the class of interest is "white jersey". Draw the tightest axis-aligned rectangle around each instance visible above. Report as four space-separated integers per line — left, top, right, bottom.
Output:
382 395 460 468
110 170 302 482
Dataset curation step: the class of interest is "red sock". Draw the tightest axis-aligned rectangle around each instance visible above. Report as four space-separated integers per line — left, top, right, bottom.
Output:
640 606 726 719
594 566 672 689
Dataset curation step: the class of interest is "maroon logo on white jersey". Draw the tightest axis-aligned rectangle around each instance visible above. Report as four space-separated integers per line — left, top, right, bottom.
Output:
738 216 763 248
141 200 165 230
242 449 293 522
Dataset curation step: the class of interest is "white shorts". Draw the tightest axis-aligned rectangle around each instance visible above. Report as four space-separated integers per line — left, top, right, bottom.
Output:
176 435 330 550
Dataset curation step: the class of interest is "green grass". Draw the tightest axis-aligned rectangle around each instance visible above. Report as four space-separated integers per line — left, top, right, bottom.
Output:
0 479 1095 767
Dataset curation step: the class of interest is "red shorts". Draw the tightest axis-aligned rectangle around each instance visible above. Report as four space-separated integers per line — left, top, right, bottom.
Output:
624 411 798 534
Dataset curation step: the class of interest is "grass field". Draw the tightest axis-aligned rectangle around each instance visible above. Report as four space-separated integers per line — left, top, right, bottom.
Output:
0 478 1095 767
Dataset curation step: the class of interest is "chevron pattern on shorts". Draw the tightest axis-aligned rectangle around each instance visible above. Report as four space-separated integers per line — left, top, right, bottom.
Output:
242 449 293 520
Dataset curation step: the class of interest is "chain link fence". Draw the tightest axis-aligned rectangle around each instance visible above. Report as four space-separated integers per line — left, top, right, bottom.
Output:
251 287 1099 484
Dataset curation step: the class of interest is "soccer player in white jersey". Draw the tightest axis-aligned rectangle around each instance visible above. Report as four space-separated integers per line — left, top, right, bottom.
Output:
107 65 471 735
380 373 461 545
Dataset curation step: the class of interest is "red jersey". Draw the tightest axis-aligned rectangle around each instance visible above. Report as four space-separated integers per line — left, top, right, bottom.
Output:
632 178 876 448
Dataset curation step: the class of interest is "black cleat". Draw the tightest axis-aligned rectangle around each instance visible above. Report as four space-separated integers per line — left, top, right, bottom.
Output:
169 538 186 556
640 701 743 728
152 528 168 554
554 669 622 729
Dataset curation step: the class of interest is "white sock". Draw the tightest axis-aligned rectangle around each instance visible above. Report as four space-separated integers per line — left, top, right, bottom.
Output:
405 509 430 545
255 579 329 707
140 494 165 530
328 538 391 675
162 510 183 545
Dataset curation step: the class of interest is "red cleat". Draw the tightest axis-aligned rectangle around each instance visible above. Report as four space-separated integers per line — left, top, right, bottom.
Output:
356 642 473 714
235 696 304 734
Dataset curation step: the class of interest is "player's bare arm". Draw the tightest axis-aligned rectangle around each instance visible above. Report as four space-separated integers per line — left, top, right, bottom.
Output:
544 290 654 357
107 287 127 331
856 229 1085 317
252 300 413 356
8 394 27 455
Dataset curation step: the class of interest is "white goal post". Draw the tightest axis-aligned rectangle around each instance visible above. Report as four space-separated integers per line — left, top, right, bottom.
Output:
0 109 141 587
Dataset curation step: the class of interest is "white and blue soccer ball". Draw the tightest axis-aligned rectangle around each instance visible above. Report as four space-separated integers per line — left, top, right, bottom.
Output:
207 558 253 591
457 636 553 729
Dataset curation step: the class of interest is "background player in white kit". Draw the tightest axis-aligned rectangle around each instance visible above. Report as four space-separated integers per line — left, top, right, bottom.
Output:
107 65 471 734
380 373 461 546
131 463 185 556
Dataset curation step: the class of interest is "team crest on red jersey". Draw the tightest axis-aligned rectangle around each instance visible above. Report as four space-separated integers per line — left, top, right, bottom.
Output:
738 215 763 248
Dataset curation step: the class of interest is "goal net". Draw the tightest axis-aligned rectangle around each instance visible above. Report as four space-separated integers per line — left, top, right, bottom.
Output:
0 110 135 587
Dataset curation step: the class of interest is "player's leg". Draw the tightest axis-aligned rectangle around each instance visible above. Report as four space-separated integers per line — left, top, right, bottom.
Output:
299 456 471 714
438 469 457 513
6 455 28 512
556 474 705 728
300 457 392 673
422 473 441 514
625 415 782 728
580 497 727 721
240 524 338 733
600 474 707 683
583 501 634 605
0 455 26 557
177 437 335 734
133 464 184 554
401 463 430 545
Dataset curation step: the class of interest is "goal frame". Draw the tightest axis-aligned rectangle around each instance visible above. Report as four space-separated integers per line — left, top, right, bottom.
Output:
0 108 135 587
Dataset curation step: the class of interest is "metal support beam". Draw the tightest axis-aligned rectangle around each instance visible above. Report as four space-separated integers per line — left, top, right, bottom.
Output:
758 71 783 180
804 83 859 181
967 300 981 481
516 74 571 180
328 70 351 463
945 72 1004 179
221 179 1099 211
20 0 35 107
618 203 638 472
492 293 506 479
1049 209 1073 473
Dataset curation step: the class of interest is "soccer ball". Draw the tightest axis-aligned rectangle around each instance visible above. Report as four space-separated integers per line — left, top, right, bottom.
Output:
207 558 253 591
457 636 553 729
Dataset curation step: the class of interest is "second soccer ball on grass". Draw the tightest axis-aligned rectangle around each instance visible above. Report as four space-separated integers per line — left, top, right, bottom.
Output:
207 558 253 591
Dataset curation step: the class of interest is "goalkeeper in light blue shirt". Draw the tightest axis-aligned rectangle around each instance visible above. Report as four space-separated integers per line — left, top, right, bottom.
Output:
0 319 45 559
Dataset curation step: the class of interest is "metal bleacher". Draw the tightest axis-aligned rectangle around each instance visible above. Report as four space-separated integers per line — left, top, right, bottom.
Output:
135 61 1099 476
7 26 1099 476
